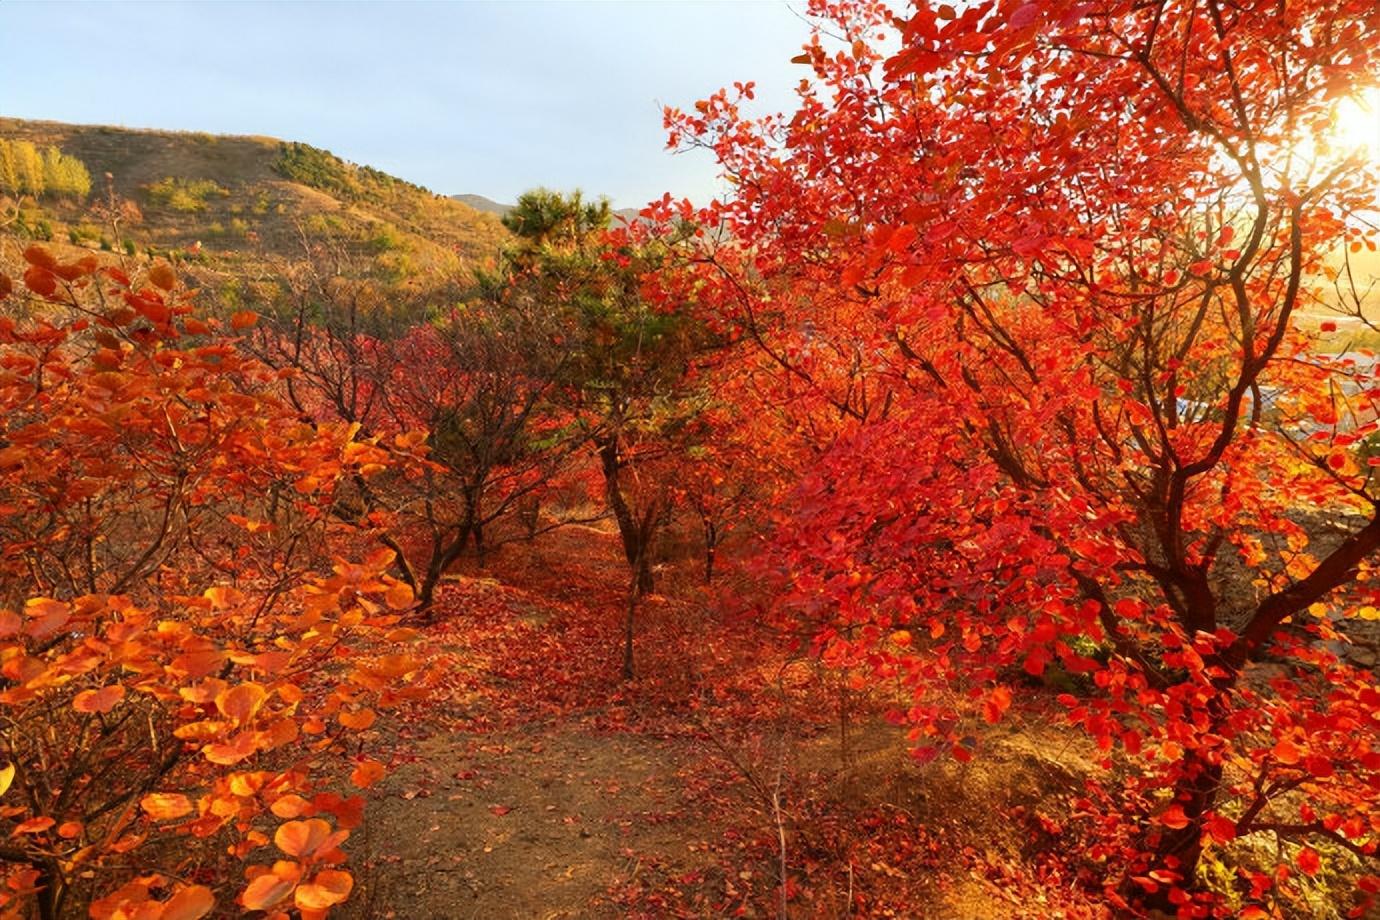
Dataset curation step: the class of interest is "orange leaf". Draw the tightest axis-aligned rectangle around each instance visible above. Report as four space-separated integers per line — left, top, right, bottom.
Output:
202 731 258 765
23 245 57 271
159 884 214 920
226 773 267 799
350 760 386 788
23 266 57 298
294 869 353 910
148 262 177 292
981 686 1012 724
338 708 377 731
275 818 333 858
270 794 313 819
141 792 193 821
24 597 70 639
12 816 55 835
73 685 125 714
216 682 268 726
57 821 82 839
384 582 415 611
1273 737 1302 766
231 310 259 331
203 585 244 610
241 873 295 911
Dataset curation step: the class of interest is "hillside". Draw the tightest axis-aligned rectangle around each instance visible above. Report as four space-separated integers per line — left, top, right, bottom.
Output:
0 117 510 308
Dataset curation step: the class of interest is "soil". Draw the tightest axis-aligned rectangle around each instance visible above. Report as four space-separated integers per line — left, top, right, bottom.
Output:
336 524 1101 919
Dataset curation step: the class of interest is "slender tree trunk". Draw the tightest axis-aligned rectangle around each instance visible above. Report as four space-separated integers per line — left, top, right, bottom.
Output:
1139 676 1235 909
519 497 540 541
416 519 473 618
622 564 640 680
703 519 717 584
599 437 653 595
473 522 487 568
36 861 61 920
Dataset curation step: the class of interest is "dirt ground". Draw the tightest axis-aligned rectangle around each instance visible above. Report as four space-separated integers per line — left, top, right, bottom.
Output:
336 525 1100 919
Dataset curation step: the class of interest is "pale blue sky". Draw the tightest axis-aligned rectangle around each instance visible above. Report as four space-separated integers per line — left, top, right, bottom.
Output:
0 1 811 208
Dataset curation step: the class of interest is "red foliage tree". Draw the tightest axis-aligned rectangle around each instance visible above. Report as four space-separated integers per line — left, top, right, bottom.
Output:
666 0 1380 913
364 307 581 611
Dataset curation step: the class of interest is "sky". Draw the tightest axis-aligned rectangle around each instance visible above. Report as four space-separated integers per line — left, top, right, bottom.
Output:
0 1 813 209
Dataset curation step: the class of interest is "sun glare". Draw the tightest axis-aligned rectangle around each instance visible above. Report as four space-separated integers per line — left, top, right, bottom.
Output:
1332 86 1380 162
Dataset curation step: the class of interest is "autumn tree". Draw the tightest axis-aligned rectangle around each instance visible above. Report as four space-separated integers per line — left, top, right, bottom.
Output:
0 142 91 200
487 192 686 589
667 0 1380 913
0 143 19 199
0 249 426 919
246 226 583 614
246 229 402 432
482 190 708 675
13 141 45 199
364 300 587 612
39 146 91 199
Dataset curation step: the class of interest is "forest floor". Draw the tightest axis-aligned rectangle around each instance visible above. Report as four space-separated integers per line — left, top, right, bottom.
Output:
339 525 1104 919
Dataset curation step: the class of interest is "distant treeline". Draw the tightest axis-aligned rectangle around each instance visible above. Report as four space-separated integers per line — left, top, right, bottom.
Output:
274 141 426 205
0 139 92 200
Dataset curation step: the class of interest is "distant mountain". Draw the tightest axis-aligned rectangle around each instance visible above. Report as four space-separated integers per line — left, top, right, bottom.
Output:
452 193 513 217
452 193 643 224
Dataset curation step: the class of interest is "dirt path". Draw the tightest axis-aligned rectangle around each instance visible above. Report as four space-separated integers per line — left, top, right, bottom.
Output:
347 729 713 919
335 527 1100 919
338 528 742 918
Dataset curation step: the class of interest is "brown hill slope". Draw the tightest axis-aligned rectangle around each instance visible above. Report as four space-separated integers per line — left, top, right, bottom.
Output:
0 117 509 307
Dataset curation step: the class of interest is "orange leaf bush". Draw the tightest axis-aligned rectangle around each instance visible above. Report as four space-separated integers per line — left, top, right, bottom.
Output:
0 250 429 917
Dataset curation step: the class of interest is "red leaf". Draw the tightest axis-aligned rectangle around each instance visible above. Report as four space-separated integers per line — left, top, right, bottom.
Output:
981 686 1012 724
1160 805 1190 830
1273 737 1303 766
1204 813 1236 844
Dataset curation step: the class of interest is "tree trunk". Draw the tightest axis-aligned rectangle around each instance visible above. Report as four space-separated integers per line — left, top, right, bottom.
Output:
599 437 654 595
1137 752 1225 911
622 568 639 680
473 522 487 567
35 860 61 920
703 520 717 583
416 521 472 618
